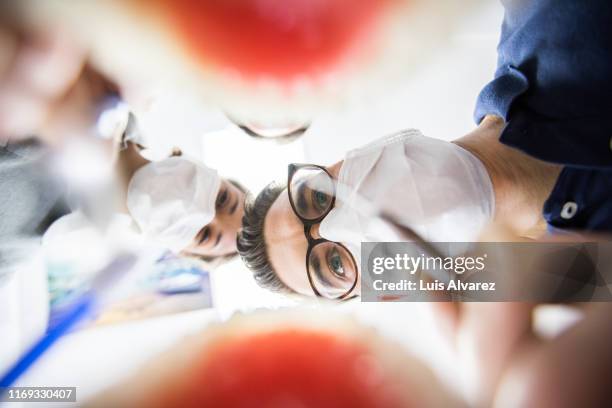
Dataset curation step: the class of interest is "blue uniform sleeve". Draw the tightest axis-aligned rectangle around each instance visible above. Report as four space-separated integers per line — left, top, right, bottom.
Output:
475 0 612 233
475 0 612 168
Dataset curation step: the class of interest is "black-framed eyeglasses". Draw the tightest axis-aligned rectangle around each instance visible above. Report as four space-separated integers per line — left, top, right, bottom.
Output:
287 164 358 301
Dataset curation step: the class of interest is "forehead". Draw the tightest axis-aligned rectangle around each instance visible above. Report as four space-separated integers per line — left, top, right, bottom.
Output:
264 188 314 296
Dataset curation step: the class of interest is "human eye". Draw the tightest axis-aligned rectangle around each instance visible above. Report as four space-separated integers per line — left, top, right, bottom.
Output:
311 189 331 212
326 247 345 278
197 226 211 244
216 188 229 209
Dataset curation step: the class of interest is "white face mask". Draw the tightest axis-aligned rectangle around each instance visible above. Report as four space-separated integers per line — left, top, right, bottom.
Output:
127 157 221 252
319 129 495 263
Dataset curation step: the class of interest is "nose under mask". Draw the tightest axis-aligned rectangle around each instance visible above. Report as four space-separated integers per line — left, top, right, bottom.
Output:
127 157 221 252
319 129 495 262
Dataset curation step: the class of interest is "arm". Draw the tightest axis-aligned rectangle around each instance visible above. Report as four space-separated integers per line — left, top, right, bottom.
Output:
454 115 562 233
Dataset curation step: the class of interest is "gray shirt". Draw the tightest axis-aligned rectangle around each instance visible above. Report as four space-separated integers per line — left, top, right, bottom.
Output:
0 139 68 278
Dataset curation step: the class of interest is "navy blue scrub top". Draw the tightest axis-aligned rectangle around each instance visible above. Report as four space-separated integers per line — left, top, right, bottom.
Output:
475 0 612 233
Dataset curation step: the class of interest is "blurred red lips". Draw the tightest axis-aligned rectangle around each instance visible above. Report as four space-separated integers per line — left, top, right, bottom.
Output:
152 0 394 82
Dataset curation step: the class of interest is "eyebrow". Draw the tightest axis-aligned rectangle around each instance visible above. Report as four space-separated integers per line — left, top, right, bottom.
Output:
296 182 309 214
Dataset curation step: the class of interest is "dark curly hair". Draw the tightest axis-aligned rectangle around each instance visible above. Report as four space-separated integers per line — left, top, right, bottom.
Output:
237 182 295 293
